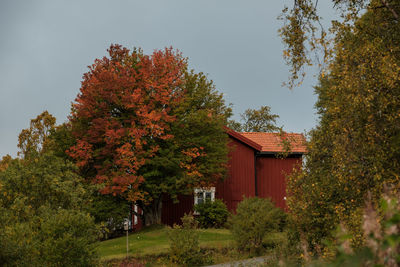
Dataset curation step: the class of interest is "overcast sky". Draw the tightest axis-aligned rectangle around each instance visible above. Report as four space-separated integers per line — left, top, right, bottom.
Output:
0 0 334 158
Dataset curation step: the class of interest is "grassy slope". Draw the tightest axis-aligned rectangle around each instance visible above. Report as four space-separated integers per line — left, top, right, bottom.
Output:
98 225 233 260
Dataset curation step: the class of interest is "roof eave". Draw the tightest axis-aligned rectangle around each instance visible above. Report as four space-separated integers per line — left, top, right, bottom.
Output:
256 151 306 155
224 126 263 151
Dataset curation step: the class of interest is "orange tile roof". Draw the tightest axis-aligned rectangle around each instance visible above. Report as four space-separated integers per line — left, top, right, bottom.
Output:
240 132 307 153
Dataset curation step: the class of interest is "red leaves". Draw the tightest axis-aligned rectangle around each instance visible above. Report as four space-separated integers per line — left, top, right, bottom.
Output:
66 140 93 168
180 147 207 182
68 44 187 200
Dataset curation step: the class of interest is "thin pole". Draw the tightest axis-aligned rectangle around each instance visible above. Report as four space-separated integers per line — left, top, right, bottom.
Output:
126 228 129 258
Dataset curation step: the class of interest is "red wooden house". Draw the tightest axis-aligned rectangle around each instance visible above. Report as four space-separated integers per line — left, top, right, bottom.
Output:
133 128 306 229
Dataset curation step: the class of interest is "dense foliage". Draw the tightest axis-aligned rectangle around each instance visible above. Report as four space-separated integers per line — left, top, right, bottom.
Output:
0 152 99 266
17 110 56 159
228 197 285 254
0 154 13 172
167 214 205 266
228 105 279 132
293 189 400 267
284 0 400 258
137 69 231 225
43 120 130 238
89 193 130 240
194 199 229 228
280 0 400 89
69 45 187 199
69 44 231 226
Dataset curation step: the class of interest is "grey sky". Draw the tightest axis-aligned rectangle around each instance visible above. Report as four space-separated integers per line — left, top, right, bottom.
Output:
0 0 333 158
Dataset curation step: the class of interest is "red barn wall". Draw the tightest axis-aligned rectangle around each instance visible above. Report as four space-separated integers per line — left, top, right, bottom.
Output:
161 194 194 226
131 205 143 231
216 137 256 211
256 156 302 210
137 136 303 229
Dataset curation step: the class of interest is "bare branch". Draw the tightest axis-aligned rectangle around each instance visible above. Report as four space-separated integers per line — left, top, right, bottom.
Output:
381 0 399 20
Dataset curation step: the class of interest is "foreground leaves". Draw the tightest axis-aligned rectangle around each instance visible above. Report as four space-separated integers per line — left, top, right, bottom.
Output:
0 153 99 266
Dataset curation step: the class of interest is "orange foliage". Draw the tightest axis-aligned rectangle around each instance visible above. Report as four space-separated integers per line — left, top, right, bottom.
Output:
68 44 187 199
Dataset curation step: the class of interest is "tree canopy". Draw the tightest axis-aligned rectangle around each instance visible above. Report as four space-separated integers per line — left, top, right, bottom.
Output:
0 152 99 266
17 110 56 159
280 0 400 89
68 45 187 200
228 106 279 132
284 0 400 255
137 70 231 225
69 44 231 225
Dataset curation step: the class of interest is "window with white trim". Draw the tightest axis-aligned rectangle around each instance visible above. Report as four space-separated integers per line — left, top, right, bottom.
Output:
133 204 138 225
194 187 215 205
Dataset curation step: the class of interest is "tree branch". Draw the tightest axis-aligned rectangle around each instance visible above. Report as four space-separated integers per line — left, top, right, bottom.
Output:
381 0 399 20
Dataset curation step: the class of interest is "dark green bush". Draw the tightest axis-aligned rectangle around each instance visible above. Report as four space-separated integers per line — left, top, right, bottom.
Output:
167 213 207 266
228 197 285 255
194 199 229 228
0 153 99 266
89 193 130 240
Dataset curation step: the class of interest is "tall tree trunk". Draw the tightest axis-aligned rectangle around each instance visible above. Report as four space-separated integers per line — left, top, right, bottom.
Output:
143 197 162 226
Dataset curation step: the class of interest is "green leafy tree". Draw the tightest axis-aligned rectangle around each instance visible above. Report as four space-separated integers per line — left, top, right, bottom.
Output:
46 122 75 160
167 214 205 266
88 193 130 239
280 0 399 89
69 45 231 226
137 70 231 225
0 112 99 265
46 119 131 239
17 110 56 159
285 0 400 257
228 197 285 255
0 152 99 266
0 154 13 172
228 105 279 132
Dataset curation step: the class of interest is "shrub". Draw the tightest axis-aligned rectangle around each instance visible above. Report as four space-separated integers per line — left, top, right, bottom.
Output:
228 197 285 254
0 153 99 266
194 199 229 228
89 193 130 240
167 213 205 266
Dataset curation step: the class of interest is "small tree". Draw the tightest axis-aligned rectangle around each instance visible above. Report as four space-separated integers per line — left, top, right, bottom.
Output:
229 197 284 254
167 214 204 266
228 105 279 132
0 154 12 172
17 110 56 159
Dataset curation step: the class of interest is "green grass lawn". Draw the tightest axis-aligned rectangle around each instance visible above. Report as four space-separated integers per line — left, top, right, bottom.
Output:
97 225 234 260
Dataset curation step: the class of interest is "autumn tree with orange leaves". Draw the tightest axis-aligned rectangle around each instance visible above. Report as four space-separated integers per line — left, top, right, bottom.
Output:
69 45 230 225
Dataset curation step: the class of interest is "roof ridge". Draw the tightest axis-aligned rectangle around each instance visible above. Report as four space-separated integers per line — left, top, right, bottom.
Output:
240 132 279 134
240 132 303 135
224 127 307 153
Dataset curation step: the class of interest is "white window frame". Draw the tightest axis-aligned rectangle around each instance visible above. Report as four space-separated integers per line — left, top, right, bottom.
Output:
194 187 216 214
133 204 138 225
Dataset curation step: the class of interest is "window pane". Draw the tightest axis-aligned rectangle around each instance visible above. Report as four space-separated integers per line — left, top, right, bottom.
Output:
205 192 212 201
197 192 204 204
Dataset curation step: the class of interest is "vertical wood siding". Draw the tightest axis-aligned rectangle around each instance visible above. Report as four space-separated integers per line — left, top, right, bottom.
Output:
216 137 256 211
131 205 143 231
134 135 303 228
256 156 302 210
161 194 194 226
